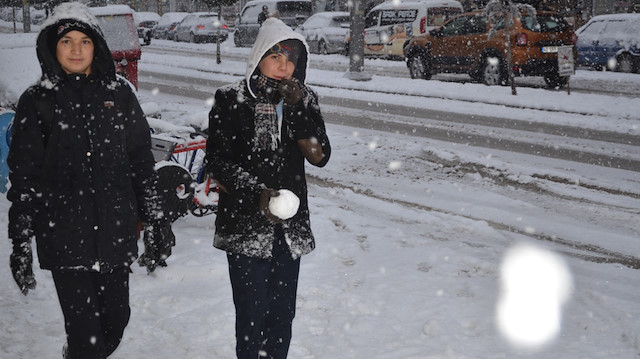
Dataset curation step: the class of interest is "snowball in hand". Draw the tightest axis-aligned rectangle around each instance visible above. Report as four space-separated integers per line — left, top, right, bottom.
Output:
268 189 300 220
496 243 572 349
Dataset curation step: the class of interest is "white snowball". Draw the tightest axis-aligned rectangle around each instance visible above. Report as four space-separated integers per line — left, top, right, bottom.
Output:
496 243 573 349
269 189 300 220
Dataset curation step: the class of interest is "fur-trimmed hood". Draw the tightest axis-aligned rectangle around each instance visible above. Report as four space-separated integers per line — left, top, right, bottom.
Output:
36 2 115 86
245 17 309 99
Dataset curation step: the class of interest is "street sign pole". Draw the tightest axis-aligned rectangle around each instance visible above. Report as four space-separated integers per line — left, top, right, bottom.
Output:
558 46 575 95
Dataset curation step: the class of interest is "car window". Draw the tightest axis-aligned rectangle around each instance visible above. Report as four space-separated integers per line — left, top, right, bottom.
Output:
467 15 487 34
180 15 194 27
241 4 261 23
304 15 325 28
440 16 468 36
579 19 606 38
603 19 629 36
428 7 463 27
521 14 568 32
331 16 350 27
380 9 418 26
365 10 379 28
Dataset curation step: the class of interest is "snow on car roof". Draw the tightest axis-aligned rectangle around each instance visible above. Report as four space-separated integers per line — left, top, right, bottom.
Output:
133 11 161 23
89 5 135 17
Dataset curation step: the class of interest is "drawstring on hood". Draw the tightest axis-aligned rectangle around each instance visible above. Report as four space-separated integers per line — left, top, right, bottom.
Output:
36 2 115 87
246 18 309 99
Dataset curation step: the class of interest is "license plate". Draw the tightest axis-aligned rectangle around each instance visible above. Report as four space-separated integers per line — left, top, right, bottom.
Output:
542 46 559 53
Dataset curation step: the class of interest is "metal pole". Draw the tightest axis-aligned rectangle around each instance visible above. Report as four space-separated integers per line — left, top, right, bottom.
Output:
345 0 371 81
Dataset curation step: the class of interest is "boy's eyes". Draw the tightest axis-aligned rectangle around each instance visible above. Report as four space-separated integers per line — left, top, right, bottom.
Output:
60 39 93 45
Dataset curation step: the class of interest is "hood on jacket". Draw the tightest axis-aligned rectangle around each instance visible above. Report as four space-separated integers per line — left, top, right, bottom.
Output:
36 2 115 87
245 17 309 99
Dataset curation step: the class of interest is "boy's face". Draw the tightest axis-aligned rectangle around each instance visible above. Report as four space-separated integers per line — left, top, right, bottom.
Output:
258 53 295 81
56 30 94 75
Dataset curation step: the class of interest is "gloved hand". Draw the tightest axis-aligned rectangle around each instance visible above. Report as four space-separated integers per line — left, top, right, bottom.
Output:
279 78 302 105
10 241 36 295
259 188 282 223
139 222 175 274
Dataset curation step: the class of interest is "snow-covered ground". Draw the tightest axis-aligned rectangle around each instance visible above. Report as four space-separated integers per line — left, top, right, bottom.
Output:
1 24 640 359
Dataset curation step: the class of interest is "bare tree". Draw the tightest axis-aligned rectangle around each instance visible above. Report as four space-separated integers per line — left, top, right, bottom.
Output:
483 0 536 95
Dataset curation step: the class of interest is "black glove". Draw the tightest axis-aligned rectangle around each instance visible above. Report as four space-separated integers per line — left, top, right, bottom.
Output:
279 78 302 105
139 222 175 274
259 188 282 223
10 241 36 295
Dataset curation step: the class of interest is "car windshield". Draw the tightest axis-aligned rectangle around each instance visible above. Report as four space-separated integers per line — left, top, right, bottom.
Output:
521 14 568 32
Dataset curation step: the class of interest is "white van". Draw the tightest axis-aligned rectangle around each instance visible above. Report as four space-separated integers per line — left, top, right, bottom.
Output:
362 0 463 58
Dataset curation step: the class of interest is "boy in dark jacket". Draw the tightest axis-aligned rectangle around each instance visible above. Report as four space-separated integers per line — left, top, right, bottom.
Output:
206 18 331 359
7 3 172 358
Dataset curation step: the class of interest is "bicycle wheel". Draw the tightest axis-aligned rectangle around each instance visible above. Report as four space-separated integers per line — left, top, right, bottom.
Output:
156 163 195 223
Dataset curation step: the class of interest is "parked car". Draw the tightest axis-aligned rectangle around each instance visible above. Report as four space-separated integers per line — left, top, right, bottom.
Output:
90 5 141 89
357 0 464 59
403 10 577 88
174 12 229 43
234 0 312 47
134 11 160 45
153 12 189 40
296 11 350 54
575 13 640 73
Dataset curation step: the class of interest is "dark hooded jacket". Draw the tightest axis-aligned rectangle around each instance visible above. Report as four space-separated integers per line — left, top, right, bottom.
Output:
206 18 331 259
7 3 164 272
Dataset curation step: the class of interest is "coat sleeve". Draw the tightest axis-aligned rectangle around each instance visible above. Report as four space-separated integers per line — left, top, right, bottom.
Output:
286 85 331 167
7 90 46 246
120 85 166 225
206 87 266 201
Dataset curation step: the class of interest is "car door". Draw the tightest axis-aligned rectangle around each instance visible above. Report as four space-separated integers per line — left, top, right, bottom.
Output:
577 19 607 65
429 15 478 70
176 15 193 41
596 19 628 64
364 10 381 46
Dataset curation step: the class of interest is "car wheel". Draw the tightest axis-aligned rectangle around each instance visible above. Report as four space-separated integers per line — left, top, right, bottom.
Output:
408 52 431 80
319 40 328 55
481 55 505 86
543 73 568 89
616 53 636 73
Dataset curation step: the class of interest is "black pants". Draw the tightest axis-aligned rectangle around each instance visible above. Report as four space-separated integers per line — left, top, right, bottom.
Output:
227 226 301 359
52 268 130 359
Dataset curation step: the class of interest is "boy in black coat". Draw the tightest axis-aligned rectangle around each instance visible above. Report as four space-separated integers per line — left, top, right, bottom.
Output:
7 3 172 358
206 18 331 358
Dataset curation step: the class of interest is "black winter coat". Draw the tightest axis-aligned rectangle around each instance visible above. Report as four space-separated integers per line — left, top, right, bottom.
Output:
7 14 164 273
206 80 331 259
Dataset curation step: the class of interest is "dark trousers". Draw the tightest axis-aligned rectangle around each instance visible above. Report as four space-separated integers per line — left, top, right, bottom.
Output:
227 226 301 359
52 268 130 359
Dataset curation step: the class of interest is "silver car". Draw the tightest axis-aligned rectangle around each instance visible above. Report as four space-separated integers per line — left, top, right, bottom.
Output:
296 11 350 54
174 12 229 43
